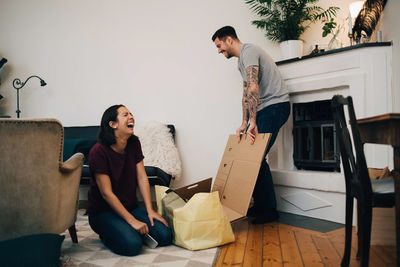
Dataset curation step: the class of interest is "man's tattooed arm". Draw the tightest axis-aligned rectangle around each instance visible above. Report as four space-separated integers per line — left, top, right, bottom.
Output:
242 81 249 125
244 65 259 123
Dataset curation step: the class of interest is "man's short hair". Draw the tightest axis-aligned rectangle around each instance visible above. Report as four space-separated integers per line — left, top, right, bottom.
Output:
212 26 238 41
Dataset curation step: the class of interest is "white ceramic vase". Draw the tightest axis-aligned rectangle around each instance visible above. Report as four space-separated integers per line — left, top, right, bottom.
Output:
280 40 303 60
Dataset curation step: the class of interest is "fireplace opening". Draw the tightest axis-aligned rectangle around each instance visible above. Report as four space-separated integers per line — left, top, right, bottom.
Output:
292 100 340 172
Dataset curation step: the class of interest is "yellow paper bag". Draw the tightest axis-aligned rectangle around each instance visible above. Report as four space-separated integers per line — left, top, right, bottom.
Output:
155 185 169 215
173 191 235 250
161 190 186 231
155 185 235 250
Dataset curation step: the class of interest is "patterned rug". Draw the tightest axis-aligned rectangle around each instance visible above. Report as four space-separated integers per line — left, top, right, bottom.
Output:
61 210 218 267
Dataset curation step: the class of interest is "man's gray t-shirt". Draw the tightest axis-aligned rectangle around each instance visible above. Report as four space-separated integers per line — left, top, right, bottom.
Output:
238 43 289 111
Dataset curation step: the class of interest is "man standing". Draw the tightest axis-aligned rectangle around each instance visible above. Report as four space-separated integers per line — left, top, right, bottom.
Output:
212 26 290 224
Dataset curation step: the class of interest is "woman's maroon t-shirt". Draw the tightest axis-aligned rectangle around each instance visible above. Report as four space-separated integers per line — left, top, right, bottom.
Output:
86 135 144 214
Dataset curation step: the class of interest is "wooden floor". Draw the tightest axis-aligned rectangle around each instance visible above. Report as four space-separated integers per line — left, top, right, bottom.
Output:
214 218 396 267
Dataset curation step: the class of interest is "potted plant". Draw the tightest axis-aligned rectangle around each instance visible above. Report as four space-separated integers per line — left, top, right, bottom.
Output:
245 0 339 59
322 17 344 50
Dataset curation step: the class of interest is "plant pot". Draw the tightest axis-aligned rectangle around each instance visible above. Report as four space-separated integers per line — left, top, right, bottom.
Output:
280 40 303 60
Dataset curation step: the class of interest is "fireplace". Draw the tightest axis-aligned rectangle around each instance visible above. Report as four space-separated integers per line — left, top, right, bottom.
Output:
269 43 393 224
292 100 340 172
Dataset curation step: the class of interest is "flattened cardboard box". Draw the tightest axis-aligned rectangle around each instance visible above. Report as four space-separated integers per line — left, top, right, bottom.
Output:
212 134 271 221
171 134 271 222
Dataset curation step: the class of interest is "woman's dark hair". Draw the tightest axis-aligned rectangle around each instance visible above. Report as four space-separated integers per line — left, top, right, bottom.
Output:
212 25 238 42
98 104 125 146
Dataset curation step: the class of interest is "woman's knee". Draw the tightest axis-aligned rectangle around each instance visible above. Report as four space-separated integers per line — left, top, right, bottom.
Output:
153 226 173 246
108 236 143 256
121 239 142 256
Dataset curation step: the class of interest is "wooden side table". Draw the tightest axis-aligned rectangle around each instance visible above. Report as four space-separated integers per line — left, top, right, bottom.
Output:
357 113 400 266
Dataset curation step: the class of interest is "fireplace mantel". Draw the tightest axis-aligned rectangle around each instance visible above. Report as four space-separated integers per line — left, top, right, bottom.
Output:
270 43 393 223
276 42 392 66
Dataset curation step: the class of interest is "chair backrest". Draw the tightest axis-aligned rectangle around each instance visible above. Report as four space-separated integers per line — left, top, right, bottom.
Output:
64 126 99 166
331 95 373 200
63 124 175 164
0 119 82 241
63 125 175 141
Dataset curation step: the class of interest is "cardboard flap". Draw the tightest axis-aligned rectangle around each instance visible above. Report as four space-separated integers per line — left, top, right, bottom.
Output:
222 205 246 222
174 177 212 201
222 134 271 162
212 133 271 222
220 160 260 215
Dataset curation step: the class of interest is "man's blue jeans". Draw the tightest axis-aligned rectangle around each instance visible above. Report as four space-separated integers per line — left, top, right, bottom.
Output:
253 101 290 212
88 205 172 256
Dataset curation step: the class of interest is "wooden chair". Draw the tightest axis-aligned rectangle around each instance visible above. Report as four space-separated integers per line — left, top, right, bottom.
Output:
331 95 396 266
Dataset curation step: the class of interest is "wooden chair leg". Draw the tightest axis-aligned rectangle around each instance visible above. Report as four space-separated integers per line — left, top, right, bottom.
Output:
359 206 372 267
342 195 354 267
357 200 362 260
68 224 78 243
393 169 400 267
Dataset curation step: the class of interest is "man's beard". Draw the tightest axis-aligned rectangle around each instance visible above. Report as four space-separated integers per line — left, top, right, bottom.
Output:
225 51 233 59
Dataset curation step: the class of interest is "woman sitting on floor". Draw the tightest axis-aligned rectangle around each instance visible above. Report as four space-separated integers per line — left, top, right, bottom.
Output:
86 104 172 256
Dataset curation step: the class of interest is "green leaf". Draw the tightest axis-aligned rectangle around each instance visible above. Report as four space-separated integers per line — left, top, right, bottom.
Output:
244 0 340 42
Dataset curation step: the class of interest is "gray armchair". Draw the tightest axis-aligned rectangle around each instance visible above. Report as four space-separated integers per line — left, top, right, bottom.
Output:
0 119 83 243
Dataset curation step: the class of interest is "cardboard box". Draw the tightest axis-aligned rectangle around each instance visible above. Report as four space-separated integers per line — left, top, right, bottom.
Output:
212 134 271 221
173 177 213 201
169 134 271 222
158 177 235 250
368 167 391 180
371 207 396 245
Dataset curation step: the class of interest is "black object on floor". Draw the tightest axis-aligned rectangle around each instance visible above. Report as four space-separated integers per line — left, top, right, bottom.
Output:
278 212 344 233
250 208 280 224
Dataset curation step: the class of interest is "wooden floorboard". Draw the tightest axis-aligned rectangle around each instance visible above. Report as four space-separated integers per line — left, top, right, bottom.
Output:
312 234 342 266
243 223 263 266
295 231 324 266
279 225 303 266
214 218 396 267
262 223 282 266
218 219 249 266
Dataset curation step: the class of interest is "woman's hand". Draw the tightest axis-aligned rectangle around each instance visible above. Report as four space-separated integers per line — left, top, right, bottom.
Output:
127 218 149 235
95 173 149 234
147 209 169 227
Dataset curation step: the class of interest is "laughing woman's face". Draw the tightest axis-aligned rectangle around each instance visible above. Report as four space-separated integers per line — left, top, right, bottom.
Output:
109 106 135 136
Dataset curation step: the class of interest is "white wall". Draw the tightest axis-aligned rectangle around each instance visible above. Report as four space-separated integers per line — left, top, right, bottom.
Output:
381 0 400 112
0 0 398 188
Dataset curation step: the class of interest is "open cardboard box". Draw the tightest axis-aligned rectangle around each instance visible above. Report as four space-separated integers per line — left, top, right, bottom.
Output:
170 133 271 222
368 166 392 180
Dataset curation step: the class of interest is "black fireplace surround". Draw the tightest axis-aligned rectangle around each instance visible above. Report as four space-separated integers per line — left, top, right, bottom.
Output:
292 100 340 172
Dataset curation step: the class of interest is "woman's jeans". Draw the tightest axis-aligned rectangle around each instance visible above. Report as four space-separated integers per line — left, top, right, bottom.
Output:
253 101 290 212
88 205 172 256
